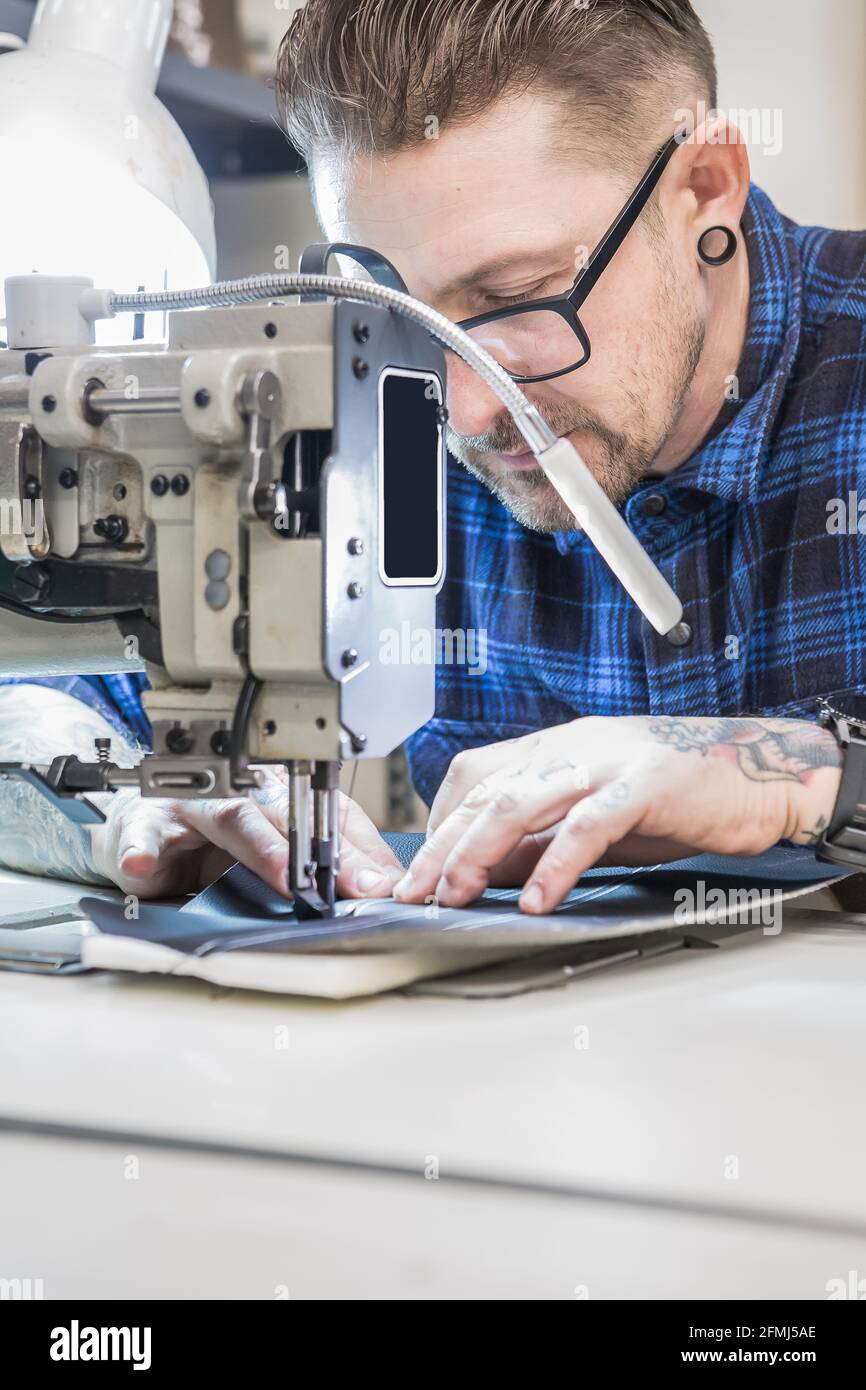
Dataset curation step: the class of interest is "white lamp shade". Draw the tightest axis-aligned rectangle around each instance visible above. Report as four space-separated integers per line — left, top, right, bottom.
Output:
0 0 216 343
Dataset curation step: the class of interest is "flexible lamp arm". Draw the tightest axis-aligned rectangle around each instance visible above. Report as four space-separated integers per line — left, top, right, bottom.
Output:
81 274 687 642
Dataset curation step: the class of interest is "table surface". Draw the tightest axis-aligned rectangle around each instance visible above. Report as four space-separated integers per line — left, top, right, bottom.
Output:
2 865 866 1298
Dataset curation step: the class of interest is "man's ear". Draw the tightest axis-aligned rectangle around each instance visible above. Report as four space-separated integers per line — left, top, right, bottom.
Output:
668 117 751 250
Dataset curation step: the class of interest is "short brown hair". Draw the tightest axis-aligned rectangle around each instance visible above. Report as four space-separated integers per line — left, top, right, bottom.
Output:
277 0 717 179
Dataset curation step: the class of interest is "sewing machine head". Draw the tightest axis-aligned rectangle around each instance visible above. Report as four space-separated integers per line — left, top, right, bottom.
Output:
0 277 446 915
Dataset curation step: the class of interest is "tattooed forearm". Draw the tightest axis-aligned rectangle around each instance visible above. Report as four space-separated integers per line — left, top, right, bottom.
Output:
648 717 842 785
0 685 142 885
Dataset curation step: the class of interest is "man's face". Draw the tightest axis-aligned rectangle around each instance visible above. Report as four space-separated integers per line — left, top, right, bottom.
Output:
314 94 706 531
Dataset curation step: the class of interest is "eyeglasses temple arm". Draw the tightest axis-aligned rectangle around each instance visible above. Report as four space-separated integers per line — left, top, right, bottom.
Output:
570 135 682 306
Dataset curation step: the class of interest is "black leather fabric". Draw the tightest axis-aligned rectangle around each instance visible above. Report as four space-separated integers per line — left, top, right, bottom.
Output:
181 835 849 922
77 837 851 958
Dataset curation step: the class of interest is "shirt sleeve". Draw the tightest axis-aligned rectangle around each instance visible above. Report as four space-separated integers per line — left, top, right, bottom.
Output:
0 673 152 749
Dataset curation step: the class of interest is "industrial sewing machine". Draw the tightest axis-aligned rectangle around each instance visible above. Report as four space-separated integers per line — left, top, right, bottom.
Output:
0 273 452 918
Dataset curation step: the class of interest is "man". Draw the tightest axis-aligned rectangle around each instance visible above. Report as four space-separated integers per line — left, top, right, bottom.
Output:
0 0 860 913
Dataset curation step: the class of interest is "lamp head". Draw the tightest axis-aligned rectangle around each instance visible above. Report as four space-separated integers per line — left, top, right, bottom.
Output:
0 0 216 344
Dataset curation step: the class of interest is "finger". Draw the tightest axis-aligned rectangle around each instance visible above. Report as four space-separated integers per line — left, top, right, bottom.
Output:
397 765 583 905
249 777 290 836
336 839 405 899
487 831 554 887
113 800 189 872
252 783 405 867
112 801 203 894
338 794 404 871
427 731 542 834
179 797 291 898
116 809 175 883
519 780 644 913
334 796 405 898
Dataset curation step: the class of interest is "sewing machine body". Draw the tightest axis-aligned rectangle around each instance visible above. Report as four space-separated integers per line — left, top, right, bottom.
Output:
0 297 446 911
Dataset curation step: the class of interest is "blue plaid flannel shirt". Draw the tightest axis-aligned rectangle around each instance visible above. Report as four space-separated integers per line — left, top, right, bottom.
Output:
5 185 866 807
408 184 866 803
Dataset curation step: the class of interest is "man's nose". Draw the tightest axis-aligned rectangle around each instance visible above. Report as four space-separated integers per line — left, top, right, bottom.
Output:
444 350 510 439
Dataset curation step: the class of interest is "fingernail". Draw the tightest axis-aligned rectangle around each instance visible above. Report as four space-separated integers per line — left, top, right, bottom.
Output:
521 883 544 913
355 868 390 894
120 849 156 878
393 870 415 899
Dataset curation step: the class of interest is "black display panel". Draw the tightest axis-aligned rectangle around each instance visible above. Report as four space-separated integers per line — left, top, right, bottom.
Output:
379 369 444 585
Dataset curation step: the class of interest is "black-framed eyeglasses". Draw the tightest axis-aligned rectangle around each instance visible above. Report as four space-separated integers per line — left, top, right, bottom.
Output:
300 133 680 384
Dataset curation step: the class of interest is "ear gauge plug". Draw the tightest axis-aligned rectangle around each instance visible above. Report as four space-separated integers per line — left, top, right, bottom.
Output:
697 226 738 266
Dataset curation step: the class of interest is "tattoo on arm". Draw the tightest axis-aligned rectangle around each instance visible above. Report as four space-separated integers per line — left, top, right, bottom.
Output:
648 717 842 785
794 813 829 846
250 782 288 811
0 686 142 885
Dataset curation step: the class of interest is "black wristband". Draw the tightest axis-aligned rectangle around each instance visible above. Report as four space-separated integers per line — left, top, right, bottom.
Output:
816 701 866 868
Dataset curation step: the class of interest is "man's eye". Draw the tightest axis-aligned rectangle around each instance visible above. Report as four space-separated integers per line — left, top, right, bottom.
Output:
486 286 545 308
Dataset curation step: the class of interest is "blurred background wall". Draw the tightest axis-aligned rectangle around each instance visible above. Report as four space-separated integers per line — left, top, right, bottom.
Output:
696 0 866 228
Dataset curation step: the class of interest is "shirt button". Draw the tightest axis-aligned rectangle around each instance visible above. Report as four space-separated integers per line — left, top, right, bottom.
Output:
643 493 667 517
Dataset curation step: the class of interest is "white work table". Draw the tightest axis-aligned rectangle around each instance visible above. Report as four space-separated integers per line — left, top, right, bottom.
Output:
1 866 866 1299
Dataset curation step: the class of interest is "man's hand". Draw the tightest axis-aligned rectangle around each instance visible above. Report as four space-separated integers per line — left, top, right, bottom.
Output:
393 716 843 914
89 770 404 901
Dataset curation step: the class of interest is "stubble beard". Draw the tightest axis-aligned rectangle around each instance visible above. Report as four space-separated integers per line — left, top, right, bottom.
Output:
448 253 706 532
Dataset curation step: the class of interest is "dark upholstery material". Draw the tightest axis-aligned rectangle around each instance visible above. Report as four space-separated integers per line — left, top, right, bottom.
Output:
78 837 851 957
181 836 849 922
